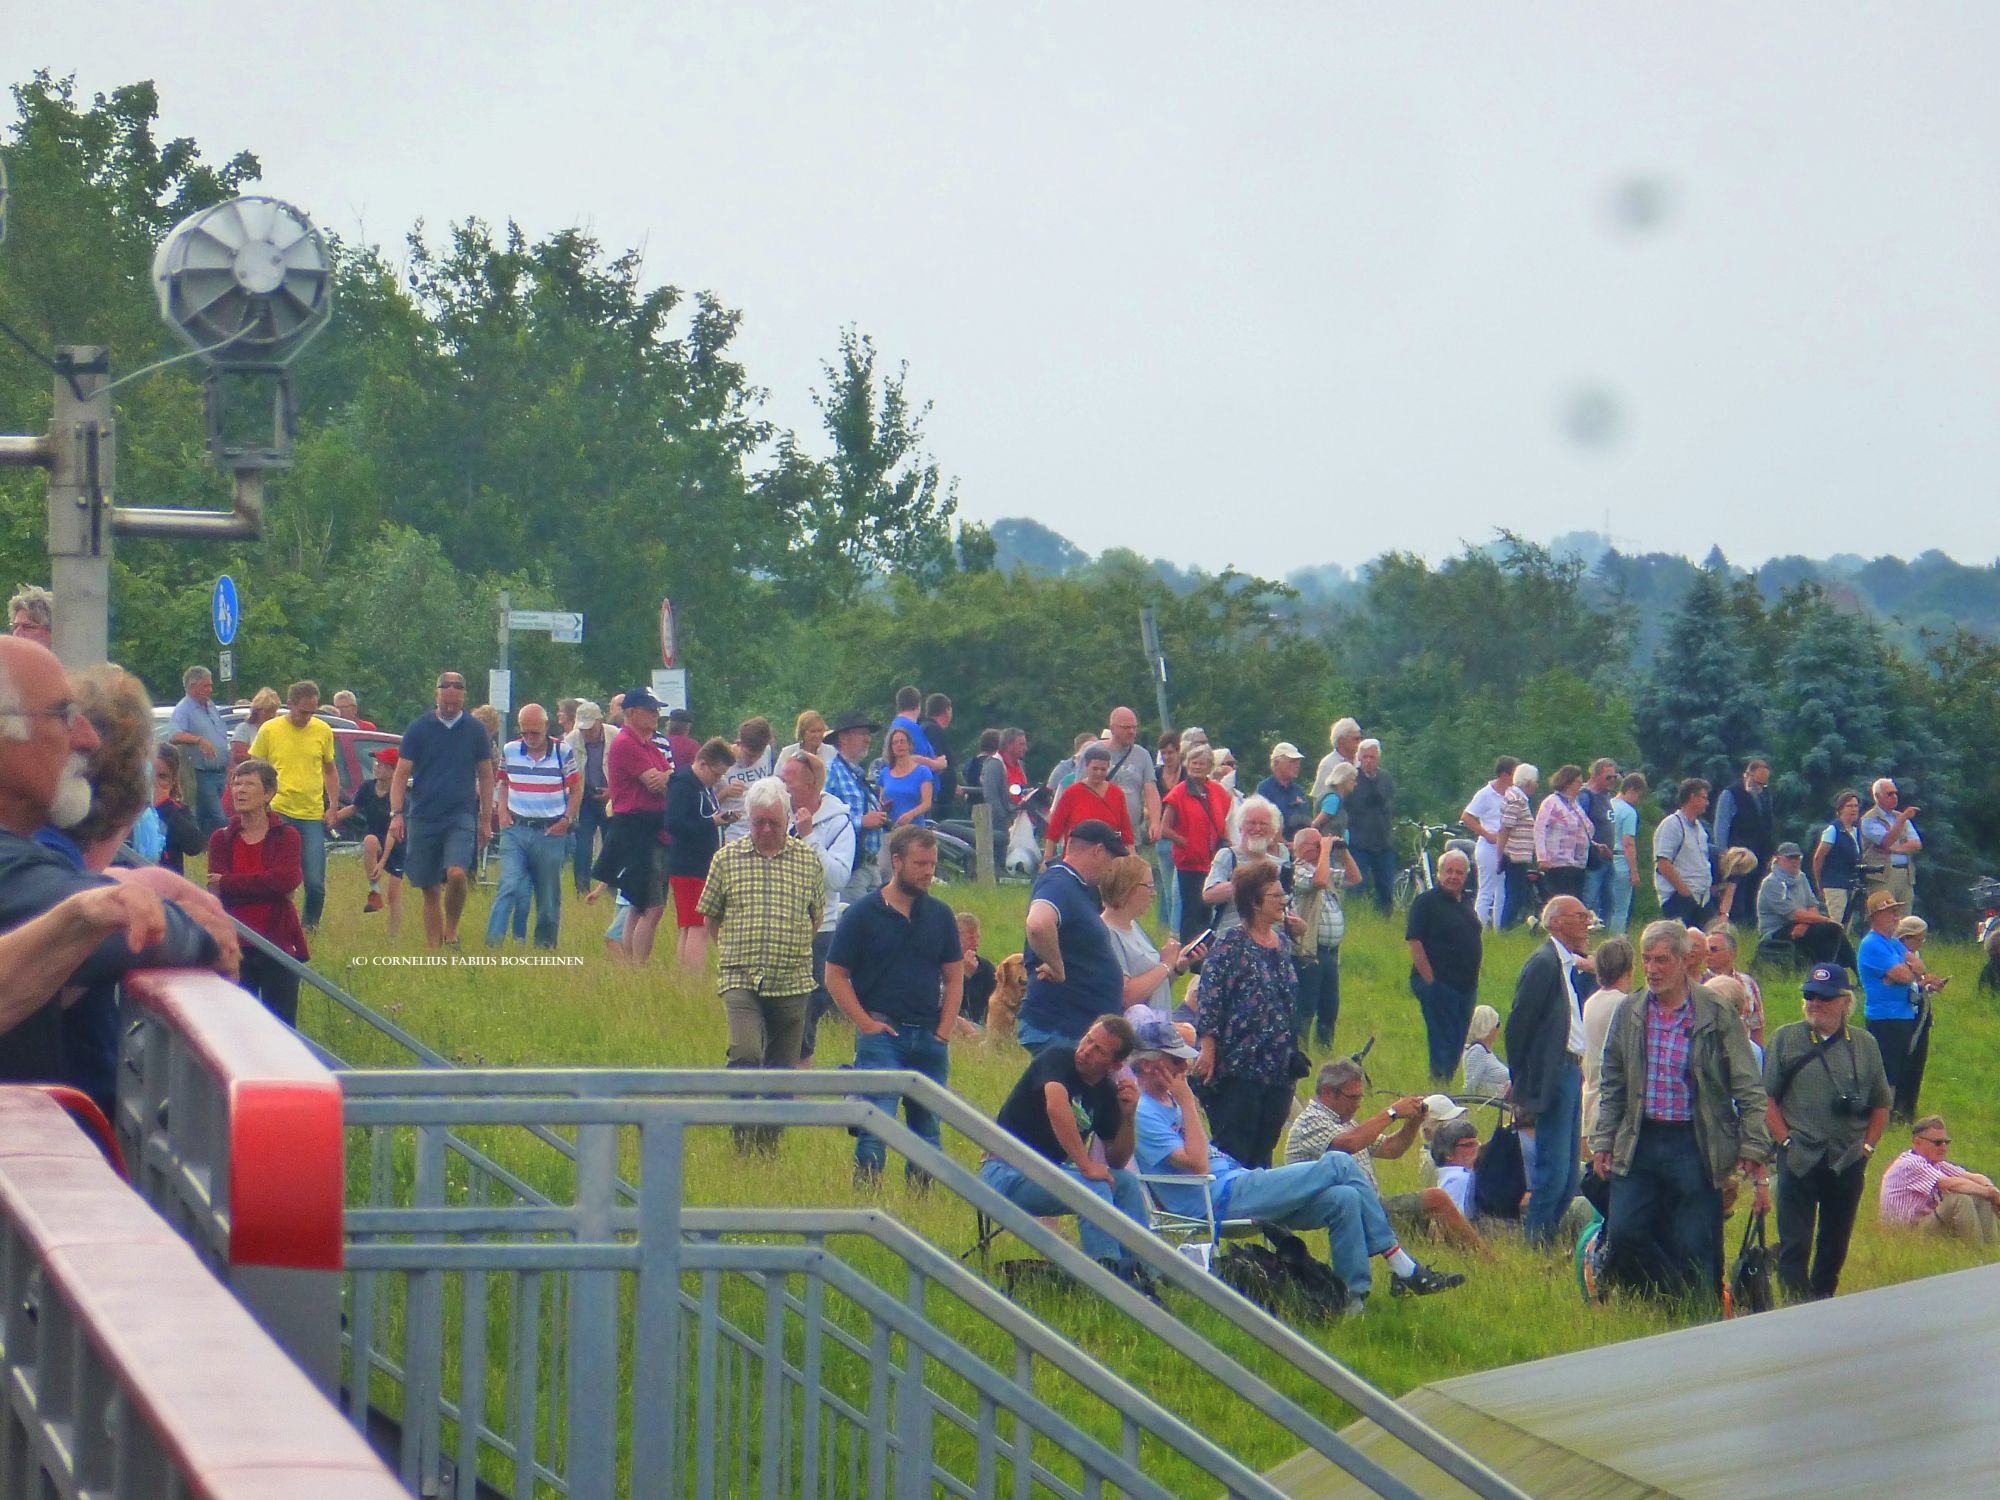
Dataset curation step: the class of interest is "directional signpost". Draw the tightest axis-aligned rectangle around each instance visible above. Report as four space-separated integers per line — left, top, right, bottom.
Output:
495 590 583 727
213 574 238 684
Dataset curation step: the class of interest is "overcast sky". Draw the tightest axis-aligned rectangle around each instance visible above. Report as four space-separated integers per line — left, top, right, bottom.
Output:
17 2 2000 575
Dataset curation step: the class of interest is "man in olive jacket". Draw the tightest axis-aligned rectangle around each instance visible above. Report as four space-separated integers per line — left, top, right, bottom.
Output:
1590 919 1772 1304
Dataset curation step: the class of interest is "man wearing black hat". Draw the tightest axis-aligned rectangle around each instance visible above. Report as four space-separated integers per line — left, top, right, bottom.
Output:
1019 819 1128 1050
825 710 888 902
1763 964 1890 1301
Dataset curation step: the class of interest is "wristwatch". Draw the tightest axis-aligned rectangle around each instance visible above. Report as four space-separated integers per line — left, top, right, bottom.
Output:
1862 1142 1876 1157
1386 1106 1400 1121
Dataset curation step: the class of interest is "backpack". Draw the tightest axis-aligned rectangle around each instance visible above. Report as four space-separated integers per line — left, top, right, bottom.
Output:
1472 1123 1528 1221
1729 1210 1775 1316
1214 1228 1349 1320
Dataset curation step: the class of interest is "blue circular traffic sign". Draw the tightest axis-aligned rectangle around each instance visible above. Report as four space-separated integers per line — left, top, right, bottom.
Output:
212 575 239 646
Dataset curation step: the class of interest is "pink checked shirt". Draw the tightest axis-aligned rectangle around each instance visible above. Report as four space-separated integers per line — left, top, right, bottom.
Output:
1880 1148 1960 1224
1534 791 1592 871
1641 993 1695 1122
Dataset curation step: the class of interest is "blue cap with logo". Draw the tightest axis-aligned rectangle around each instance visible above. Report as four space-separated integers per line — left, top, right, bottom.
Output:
1801 963 1853 999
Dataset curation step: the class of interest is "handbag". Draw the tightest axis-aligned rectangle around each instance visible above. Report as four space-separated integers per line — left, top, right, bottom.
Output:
1729 1210 1775 1316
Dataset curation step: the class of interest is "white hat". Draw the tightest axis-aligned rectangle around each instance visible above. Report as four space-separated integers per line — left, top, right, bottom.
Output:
1421 1094 1467 1123
1271 741 1304 762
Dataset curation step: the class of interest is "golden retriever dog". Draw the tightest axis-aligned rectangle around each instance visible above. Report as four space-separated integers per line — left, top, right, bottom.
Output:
985 952 1029 1045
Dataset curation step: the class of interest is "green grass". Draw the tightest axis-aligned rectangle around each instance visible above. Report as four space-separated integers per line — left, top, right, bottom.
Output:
294 850 2000 1486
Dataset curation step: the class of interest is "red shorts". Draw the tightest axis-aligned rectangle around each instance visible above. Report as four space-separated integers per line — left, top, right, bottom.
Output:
670 875 707 929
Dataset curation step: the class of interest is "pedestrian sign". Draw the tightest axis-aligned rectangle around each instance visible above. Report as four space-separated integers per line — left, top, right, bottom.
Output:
212 575 239 646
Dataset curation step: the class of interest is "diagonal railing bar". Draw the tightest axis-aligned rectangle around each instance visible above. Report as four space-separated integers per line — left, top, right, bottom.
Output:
341 1069 1528 1500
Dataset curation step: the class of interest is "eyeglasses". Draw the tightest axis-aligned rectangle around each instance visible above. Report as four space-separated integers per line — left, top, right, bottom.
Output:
438 679 466 689
0 700 81 729
1919 1136 1951 1147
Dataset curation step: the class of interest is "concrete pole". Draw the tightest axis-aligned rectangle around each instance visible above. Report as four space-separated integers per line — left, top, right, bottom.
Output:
46 348 112 668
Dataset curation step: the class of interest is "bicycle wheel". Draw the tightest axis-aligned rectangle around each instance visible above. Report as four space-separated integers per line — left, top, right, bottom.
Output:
1392 868 1419 911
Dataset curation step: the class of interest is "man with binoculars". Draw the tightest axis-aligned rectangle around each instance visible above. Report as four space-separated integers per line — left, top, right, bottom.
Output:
1763 963 1892 1302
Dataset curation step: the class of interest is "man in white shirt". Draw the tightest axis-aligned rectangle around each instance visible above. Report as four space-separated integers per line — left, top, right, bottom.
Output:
1462 756 1519 929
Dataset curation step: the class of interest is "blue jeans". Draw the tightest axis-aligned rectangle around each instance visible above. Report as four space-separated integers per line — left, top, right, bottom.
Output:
1605 1123 1723 1303
976 1158 1150 1266
1409 972 1474 1082
283 814 327 928
1607 861 1635 934
1293 946 1340 1049
1355 845 1397 915
486 822 568 947
1582 862 1614 925
1151 840 1180 930
571 795 609 893
1219 1150 1396 1297
1015 1018 1083 1054
853 1023 950 1177
1523 1058 1582 1247
192 769 228 835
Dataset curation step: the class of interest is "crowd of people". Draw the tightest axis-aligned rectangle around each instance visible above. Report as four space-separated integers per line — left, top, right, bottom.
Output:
3 583 1990 1321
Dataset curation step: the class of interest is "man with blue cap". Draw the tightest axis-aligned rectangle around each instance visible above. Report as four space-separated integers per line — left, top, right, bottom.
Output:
1763 963 1891 1301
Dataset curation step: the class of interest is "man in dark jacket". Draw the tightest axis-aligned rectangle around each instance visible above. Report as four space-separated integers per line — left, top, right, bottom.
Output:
1504 895 1595 1247
1344 739 1397 914
1713 759 1774 927
0 637 224 1111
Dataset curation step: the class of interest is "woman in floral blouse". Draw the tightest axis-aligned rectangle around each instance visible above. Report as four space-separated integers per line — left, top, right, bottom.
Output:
1192 859 1302 1168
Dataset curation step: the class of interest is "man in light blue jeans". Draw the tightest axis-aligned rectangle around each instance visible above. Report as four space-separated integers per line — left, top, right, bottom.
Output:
978 1016 1157 1290
484 705 579 948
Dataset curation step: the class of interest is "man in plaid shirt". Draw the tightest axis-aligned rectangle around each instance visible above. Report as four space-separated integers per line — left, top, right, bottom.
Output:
1880 1114 2000 1244
1591 920 1772 1304
698 777 827 1152
825 710 889 901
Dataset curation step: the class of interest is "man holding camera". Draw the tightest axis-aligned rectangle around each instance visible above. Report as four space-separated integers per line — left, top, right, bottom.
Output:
1763 963 1891 1302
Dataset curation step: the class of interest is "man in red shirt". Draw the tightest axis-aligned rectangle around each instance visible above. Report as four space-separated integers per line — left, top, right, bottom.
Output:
1043 742 1133 861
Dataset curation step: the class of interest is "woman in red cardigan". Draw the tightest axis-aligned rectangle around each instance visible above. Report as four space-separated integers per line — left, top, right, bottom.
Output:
207 757 308 1025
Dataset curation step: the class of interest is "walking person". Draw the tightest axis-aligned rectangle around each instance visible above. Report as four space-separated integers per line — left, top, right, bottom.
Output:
166 665 233 834
564 699 611 896
826 825 963 1186
391 671 495 949
207 758 307 1026
485 704 580 949
1763 964 1890 1301
248 680 340 932
697 779 827 1153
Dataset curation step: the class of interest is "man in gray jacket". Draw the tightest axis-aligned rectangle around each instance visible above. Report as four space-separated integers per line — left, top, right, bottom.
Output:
1590 920 1772 1305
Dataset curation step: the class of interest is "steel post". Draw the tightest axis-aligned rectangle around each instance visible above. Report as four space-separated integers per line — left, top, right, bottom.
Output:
46 347 112 668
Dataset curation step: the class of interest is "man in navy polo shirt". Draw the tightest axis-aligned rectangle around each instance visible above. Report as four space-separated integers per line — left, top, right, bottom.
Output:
826 823 964 1186
390 669 496 948
1019 819 1128 1049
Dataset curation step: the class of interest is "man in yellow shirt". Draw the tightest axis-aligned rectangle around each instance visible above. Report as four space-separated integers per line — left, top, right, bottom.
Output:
250 680 340 931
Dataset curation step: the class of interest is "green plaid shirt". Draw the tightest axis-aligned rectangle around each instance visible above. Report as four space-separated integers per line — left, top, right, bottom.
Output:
696 838 826 996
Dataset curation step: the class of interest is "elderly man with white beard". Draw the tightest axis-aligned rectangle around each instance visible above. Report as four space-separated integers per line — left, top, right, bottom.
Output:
0 637 225 1104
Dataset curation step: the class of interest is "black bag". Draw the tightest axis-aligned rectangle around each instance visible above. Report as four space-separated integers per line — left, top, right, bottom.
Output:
1729 1210 1775 1316
1214 1228 1348 1320
1472 1123 1528 1221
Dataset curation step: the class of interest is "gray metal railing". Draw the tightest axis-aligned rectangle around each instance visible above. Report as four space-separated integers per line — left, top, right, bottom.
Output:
339 1066 1529 1500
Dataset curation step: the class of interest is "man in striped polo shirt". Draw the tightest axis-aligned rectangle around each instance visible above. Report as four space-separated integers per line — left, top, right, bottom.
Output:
485 703 581 949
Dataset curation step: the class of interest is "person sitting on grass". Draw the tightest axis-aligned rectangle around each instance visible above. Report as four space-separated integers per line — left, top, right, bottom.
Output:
1879 1114 2000 1245
1131 1019 1461 1309
977 1014 1162 1300
1461 1005 1511 1100
1429 1118 1483 1219
956 911 996 1033
1285 1058 1489 1257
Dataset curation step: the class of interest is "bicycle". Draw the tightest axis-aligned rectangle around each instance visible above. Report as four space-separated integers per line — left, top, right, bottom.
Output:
1392 819 1466 911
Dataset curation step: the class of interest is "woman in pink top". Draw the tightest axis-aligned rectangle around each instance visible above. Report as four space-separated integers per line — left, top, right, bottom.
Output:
1533 764 1593 902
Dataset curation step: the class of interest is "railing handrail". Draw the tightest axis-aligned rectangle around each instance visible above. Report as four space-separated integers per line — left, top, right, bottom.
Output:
119 968 344 1271
0 1088 403 1499
342 1065 1530 1500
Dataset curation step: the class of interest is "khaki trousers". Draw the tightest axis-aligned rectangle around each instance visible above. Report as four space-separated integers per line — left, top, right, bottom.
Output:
1922 1192 2000 1245
723 988 810 1153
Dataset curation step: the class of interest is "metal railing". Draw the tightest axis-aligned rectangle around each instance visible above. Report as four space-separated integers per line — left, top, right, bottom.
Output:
340 1066 1528 1500
0 1087 405 1498
113 966 346 1394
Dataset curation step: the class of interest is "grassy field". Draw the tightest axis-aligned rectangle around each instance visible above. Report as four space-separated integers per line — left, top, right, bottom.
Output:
294 849 1999 1481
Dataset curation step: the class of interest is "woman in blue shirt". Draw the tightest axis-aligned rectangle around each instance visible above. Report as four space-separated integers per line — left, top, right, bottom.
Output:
1813 790 1866 928
878 727 936 829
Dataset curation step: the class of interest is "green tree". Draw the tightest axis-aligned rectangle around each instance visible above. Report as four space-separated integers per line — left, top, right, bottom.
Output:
1634 566 1766 794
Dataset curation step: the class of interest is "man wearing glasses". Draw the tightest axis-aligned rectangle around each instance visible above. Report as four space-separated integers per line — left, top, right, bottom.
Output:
1763 964 1890 1301
390 671 496 948
1880 1114 2000 1244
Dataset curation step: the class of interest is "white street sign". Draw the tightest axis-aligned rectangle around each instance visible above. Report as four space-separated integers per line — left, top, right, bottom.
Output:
488 668 512 714
651 668 688 711
505 609 583 636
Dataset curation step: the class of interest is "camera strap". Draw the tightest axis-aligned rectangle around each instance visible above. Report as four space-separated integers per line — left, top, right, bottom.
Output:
1771 1028 1858 1109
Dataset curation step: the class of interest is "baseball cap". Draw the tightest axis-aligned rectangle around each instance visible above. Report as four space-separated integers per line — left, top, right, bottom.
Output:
1774 841 1803 859
1865 889 1906 917
1132 1014 1199 1060
1064 819 1129 857
623 687 664 714
1801 963 1853 999
572 700 603 729
1421 1094 1466 1123
1271 741 1304 762
371 746 399 766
